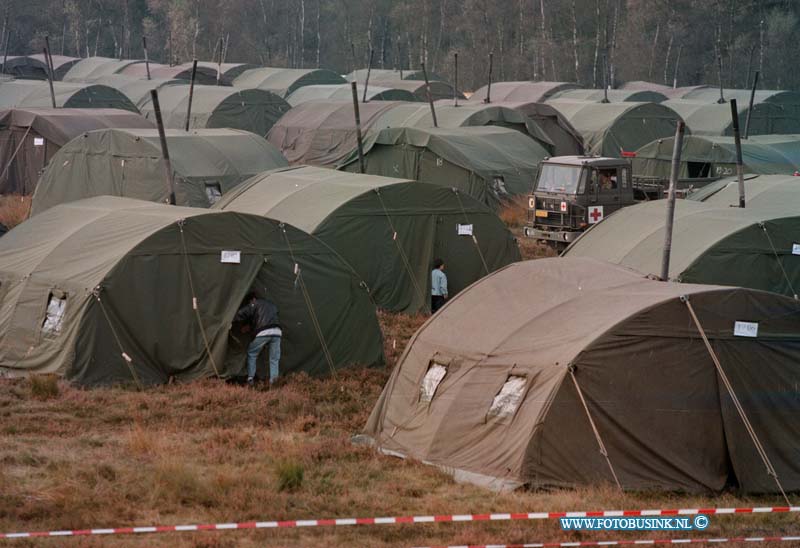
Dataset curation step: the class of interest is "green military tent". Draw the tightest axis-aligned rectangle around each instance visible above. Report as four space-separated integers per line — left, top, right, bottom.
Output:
366 79 464 102
482 101 584 155
31 128 288 213
564 199 800 298
189 62 259 82
633 135 800 180
0 80 138 112
341 126 546 208
680 88 800 118
687 174 800 207
346 69 447 83
119 63 220 85
137 84 290 137
0 55 80 80
469 81 580 103
0 107 154 195
373 102 555 152
287 84 417 105
233 67 345 97
62 57 144 82
549 88 668 103
546 100 684 157
0 196 383 385
664 100 800 136
363 257 800 494
215 166 521 313
92 75 182 106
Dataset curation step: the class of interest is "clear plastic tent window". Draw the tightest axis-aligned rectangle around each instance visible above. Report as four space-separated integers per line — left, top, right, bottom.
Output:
42 294 67 335
420 363 447 402
205 183 223 205
488 376 527 418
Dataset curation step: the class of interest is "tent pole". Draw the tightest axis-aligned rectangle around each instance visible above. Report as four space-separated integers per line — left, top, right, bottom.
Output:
350 82 366 174
350 42 357 86
185 59 197 132
362 48 373 103
453 52 459 107
602 53 609 103
42 47 56 108
150 89 177 205
730 98 746 208
660 120 685 281
44 36 55 81
421 62 438 128
484 52 493 104
743 71 760 139
142 36 151 80
216 37 223 85
1 30 9 75
716 53 725 104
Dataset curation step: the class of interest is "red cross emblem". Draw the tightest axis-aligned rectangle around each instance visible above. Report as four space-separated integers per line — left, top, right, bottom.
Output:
560 201 567 212
588 206 604 224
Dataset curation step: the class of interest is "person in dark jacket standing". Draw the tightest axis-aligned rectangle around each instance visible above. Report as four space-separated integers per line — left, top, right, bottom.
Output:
233 292 281 386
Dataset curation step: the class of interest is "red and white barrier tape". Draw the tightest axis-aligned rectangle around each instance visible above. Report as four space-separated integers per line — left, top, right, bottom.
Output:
1 506 798 540
415 537 800 548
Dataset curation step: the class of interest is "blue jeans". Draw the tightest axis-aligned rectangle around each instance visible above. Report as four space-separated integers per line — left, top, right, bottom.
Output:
246 335 281 383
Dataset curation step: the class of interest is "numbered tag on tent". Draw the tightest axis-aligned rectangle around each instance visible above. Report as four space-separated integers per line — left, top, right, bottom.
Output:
733 321 758 338
457 224 473 236
33 137 44 146
792 243 800 255
220 250 241 264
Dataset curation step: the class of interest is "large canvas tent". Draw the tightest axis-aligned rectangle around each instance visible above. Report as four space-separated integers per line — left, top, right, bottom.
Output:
549 88 668 103
0 197 383 385
119 63 220 85
0 108 154 195
664 100 800 136
341 126 546 208
564 199 800 298
137 85 290 137
0 81 138 112
215 166 520 313
546 100 684 157
31 128 288 213
92 75 182 106
346 69 447 83
363 257 800 493
484 101 584 155
688 174 800 207
468 81 580 103
680 88 800 118
62 57 144 82
367 80 464 102
287 84 417 105
233 68 346 97
0 55 80 80
633 135 800 180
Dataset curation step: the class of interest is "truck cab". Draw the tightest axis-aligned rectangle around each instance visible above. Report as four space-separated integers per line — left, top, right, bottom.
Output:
523 156 635 248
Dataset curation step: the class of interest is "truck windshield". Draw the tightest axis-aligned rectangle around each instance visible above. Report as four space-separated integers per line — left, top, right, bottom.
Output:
536 164 583 194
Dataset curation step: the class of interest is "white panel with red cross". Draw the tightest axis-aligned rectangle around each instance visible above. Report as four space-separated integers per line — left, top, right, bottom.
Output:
588 205 604 224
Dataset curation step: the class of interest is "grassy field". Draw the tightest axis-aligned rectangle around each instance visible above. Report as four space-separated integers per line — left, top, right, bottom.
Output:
0 219 796 547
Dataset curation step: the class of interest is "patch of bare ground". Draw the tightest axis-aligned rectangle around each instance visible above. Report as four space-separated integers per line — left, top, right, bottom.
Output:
0 317 795 547
0 194 31 229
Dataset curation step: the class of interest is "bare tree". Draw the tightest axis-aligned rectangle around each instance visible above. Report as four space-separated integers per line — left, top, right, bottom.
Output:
571 0 579 83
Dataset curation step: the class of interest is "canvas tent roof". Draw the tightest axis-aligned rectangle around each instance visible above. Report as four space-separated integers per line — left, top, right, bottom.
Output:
346 69 447 83
619 82 711 99
549 88 668 103
0 55 80 80
91 75 182 106
547 100 684 157
469 81 580 103
0 80 138 112
687 174 800 207
287 84 417 105
233 67 345 97
564 199 800 297
343 126 546 207
31 128 287 213
0 196 383 385
633 135 800 180
173 61 258 84
486 101 584 155
363 256 800 493
137 84 290 137
120 63 220 85
0 107 154 194
63 57 145 82
663 100 800 136
366 79 464 102
681 88 800 108
215 166 520 313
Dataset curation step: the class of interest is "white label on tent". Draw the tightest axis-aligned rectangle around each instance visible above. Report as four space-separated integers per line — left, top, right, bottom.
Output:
457 224 473 236
220 250 241 264
33 137 44 146
792 243 800 255
734 321 758 338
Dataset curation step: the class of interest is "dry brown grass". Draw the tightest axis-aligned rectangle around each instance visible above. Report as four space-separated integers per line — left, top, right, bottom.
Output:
0 314 796 547
0 194 31 229
498 196 529 228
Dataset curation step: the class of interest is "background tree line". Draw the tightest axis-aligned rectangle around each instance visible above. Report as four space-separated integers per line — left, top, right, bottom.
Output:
3 0 799 91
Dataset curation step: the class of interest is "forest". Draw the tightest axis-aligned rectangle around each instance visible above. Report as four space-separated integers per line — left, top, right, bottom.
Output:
4 0 799 91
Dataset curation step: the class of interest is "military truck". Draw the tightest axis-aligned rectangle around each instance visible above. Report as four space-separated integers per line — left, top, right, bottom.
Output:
523 156 715 248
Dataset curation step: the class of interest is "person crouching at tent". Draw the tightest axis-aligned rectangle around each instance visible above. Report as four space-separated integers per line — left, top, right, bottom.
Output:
233 292 282 386
431 259 448 313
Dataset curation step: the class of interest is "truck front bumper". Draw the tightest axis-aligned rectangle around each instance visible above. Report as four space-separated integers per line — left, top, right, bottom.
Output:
523 226 583 244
